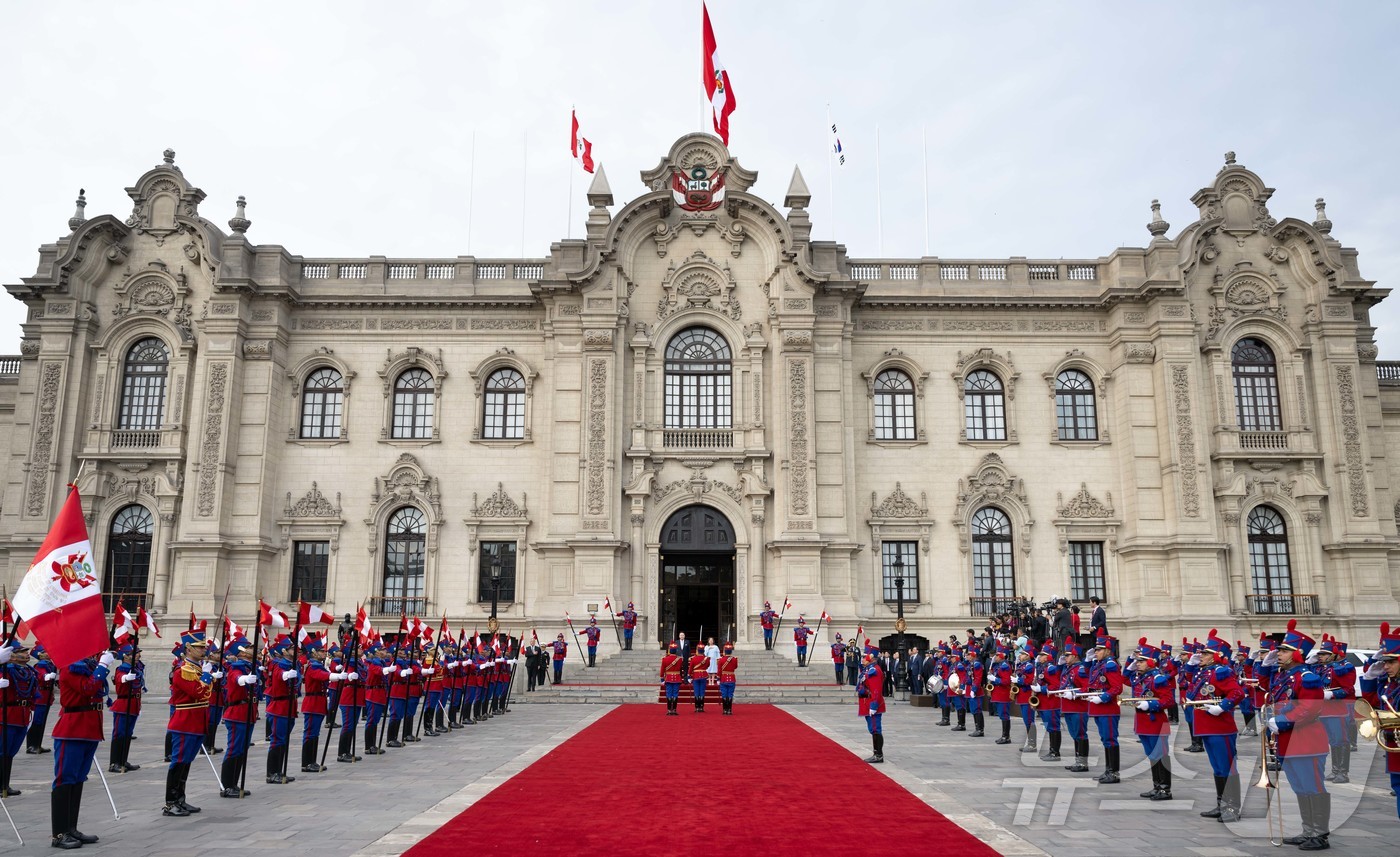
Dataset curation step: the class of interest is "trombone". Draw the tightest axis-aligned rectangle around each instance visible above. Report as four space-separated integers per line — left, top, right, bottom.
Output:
1254 701 1284 846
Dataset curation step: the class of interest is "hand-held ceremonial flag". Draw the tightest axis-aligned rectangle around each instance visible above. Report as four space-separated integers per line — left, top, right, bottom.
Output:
298 600 335 627
259 599 290 629
806 611 830 668
701 2 736 144
111 601 136 645
602 596 623 647
772 594 791 640
136 606 161 638
564 612 586 664
570 109 595 173
12 485 108 667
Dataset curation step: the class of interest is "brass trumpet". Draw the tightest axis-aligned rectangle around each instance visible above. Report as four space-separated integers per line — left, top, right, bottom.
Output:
1354 698 1400 753
1118 696 1156 705
1183 697 1224 707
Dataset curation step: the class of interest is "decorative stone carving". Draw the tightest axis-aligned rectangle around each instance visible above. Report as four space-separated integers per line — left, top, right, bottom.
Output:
1033 320 1097 332
382 318 453 330
953 348 1019 399
242 339 273 360
1124 312 1146 324
19 340 39 358
196 363 229 517
1325 304 1352 319
473 483 527 518
1336 365 1368 517
871 483 928 518
366 453 442 556
656 250 742 321
945 319 1013 331
788 359 810 516
860 319 922 331
471 318 537 330
1222 511 1241 525
1056 483 1114 518
1358 343 1379 362
209 302 237 315
25 362 62 517
1304 511 1322 526
285 482 341 517
252 308 275 322
782 330 813 349
953 453 1032 554
1172 365 1200 517
1205 272 1288 339
586 359 608 516
583 329 615 350
298 318 362 331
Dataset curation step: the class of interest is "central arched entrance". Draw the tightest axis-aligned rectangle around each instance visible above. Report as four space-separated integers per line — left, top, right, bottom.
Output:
658 504 736 645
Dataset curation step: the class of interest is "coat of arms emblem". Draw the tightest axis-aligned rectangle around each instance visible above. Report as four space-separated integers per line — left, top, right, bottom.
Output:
671 164 726 212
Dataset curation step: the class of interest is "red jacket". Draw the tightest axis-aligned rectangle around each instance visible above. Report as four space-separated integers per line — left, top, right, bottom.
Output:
1273 665 1328 757
0 662 38 726
988 661 1012 703
167 661 212 735
111 663 143 716
1059 661 1088 714
301 661 330 716
222 663 261 724
1131 669 1173 736
688 654 709 680
264 661 299 718
1034 662 1061 712
1086 657 1124 717
52 664 108 741
858 663 886 716
1191 665 1247 736
660 654 683 682
718 655 737 684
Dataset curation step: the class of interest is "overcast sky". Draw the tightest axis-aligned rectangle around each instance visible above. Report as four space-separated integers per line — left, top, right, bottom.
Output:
3 2 1398 353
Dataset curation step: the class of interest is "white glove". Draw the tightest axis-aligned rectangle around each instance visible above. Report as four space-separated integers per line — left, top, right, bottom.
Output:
0 648 10 665
210 671 224 679
327 672 345 682
1030 683 1042 693
400 668 413 677
0 678 9 689
422 668 434 675
507 659 518 666
45 672 58 682
1136 701 1150 711
1322 689 1334 701
281 669 298 681
202 661 214 673
1267 716 1281 734
1363 660 1386 680
238 674 257 687
122 673 137 683
348 672 360 680
98 652 117 670
1206 704 1225 716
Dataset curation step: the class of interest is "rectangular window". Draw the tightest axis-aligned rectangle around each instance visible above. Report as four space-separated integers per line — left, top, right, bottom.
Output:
291 540 330 603
477 541 518 603
881 541 919 602
1069 542 1106 602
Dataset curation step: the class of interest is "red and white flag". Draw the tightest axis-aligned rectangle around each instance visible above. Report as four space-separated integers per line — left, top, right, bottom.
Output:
570 109 595 173
258 599 290 629
702 2 737 144
297 600 335 627
531 628 540 644
112 602 136 642
603 596 611 612
137 606 161 638
224 616 245 643
783 598 792 612
354 606 373 644
820 611 831 623
12 486 109 666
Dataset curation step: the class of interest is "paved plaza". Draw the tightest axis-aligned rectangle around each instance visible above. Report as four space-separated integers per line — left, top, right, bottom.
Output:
1 698 1394 855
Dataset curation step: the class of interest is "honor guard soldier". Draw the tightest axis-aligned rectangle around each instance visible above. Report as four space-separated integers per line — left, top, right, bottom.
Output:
264 635 299 783
1014 646 1037 753
363 642 390 754
1180 639 1205 753
385 647 412 748
793 616 813 667
220 635 259 796
688 645 710 713
1032 643 1062 761
405 647 425 735
1314 634 1356 784
830 633 847 685
108 643 144 773
1267 619 1332 850
1129 638 1174 801
1086 635 1125 784
1358 621 1400 820
0 638 37 798
50 649 115 849
583 617 602 667
1059 637 1091 773
717 643 738 715
25 643 56 754
759 602 777 650
965 648 987 738
164 628 212 817
987 646 1014 745
660 642 684 716
620 602 638 650
299 633 330 771
421 643 444 735
332 643 364 763
550 633 568 685
935 644 953 726
203 637 227 756
858 651 886 763
1234 642 1258 737
1194 631 1247 822
949 656 969 731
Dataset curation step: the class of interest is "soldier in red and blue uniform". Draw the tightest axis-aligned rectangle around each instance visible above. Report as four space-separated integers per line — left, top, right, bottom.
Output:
220 635 260 796
965 647 987 738
1085 635 1124 783
1032 643 1061 760
949 655 969 732
0 639 38 798
107 643 144 773
1158 641 1179 724
550 633 568 685
1129 638 1174 801
1233 642 1258 737
164 629 212 817
793 616 813 667
858 651 886 763
362 642 389 753
1059 637 1091 773
203 639 227 756
385 646 412 749
263 635 299 783
660 642 683 716
759 601 777 650
1359 621 1400 820
463 644 483 723
830 633 846 685
935 644 953 726
421 642 445 735
332 640 364 762
1314 633 1356 785
1014 646 1037 753
583 616 602 667
1266 619 1332 850
689 645 710 713
24 643 56 755
717 642 738 715
50 648 114 849
987 645 1015 745
299 633 331 772
620 602 638 650
1194 630 1248 822
1179 639 1205 753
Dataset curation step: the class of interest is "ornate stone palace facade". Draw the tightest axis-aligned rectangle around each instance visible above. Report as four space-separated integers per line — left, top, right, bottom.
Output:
2 135 1398 650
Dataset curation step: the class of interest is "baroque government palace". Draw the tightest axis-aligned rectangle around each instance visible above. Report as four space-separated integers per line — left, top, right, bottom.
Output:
2 134 1397 650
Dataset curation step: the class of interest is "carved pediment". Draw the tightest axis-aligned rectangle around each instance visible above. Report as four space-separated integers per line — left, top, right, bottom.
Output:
956 454 1026 513
472 483 528 518
1055 484 1114 519
656 250 742 321
285 482 342 518
871 483 928 519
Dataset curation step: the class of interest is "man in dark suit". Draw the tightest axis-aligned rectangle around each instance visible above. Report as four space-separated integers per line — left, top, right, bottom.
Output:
676 633 691 680
881 651 897 697
1051 599 1074 647
533 643 548 688
1089 596 1108 636
524 644 542 691
908 647 925 696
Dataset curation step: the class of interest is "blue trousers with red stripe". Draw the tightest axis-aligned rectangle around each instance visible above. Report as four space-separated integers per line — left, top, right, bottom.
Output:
1019 703 1034 728
1038 709 1061 733
719 681 735 701
1321 716 1347 747
1390 772 1400 819
1138 733 1169 763
365 701 384 729
1281 754 1328 795
992 701 1012 721
1202 734 1238 778
302 712 325 742
112 712 138 739
692 678 708 700
266 714 291 750
388 698 406 722
1063 712 1087 742
338 703 361 732
865 713 883 734
664 681 680 701
224 720 252 759
168 731 202 769
406 696 421 722
52 738 98 787
1 723 26 758
1092 714 1118 746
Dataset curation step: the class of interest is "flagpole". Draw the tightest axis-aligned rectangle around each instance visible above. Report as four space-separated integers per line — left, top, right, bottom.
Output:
520 131 528 258
922 124 930 256
826 105 836 242
566 114 575 240
466 130 477 255
876 125 884 256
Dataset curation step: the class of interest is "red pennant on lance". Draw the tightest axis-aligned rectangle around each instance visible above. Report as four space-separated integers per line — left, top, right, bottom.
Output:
12 486 109 666
701 2 737 144
570 109 595 173
603 596 611 611
532 628 539 643
297 600 335 626
137 606 161 638
1 598 13 626
258 599 290 629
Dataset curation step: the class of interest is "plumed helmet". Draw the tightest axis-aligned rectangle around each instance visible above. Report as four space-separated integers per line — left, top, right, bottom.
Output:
668 642 679 654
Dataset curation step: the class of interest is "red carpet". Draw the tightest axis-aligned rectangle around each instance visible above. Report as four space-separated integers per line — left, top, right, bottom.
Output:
405 704 1002 856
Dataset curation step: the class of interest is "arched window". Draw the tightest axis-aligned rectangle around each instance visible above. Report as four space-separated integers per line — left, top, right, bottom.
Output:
1247 505 1294 614
873 369 916 440
1232 338 1282 432
1055 369 1097 441
964 370 1006 441
971 507 1015 612
383 507 426 611
118 337 169 430
664 327 732 429
104 505 153 611
392 368 435 439
300 367 344 439
483 367 526 439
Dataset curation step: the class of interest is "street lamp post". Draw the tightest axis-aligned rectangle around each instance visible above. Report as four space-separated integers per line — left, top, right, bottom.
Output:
487 553 503 634
893 557 907 699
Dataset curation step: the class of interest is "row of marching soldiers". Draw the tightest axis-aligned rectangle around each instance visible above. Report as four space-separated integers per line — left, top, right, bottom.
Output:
0 623 520 849
920 619 1400 853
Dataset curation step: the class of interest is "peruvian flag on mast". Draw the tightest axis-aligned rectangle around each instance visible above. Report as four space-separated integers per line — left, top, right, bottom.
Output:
12 485 109 666
702 2 737 145
570 109 595 173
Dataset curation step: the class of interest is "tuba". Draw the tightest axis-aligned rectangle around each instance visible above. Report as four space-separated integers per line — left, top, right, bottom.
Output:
1354 698 1400 753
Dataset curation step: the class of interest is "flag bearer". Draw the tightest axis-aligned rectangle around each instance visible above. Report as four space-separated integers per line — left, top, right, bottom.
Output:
164 629 212 818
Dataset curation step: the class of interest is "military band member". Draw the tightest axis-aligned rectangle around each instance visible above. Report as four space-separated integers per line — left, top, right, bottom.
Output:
1059 637 1091 773
830 633 846 685
1180 639 1205 753
935 644 953 726
987 646 1014 745
25 642 55 755
1358 621 1400 820
0 638 37 798
620 602 638 650
1033 643 1062 761
108 643 144 773
164 629 212 817
964 648 986 738
1014 647 1037 753
1233 643 1258 737
759 601 777 650
583 617 602 667
1267 619 1331 850
50 649 114 849
1159 641 1179 724
1194 631 1247 822
688 646 710 713
717 643 738 715
793 616 813 667
1314 634 1356 785
1129 638 1174 801
1085 635 1124 784
858 651 886 763
660 642 683 716
220 635 259 796
550 634 568 685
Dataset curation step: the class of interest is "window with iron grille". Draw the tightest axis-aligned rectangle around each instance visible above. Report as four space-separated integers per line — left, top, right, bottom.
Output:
118 338 169 430
873 369 916 440
664 327 732 429
104 505 153 611
392 368 435 439
881 541 919 602
964 370 1006 441
477 541 518 603
1055 370 1098 440
300 367 344 438
1232 338 1282 431
383 507 426 600
1247 505 1292 602
291 540 329 602
972 507 1015 602
483 368 526 439
1069 542 1106 601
